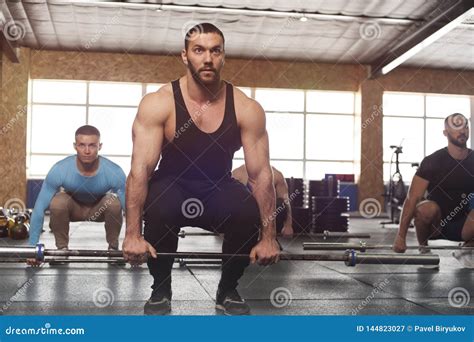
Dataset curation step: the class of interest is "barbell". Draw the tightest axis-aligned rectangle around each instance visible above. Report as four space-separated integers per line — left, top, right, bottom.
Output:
178 229 371 239
0 244 440 267
303 241 473 252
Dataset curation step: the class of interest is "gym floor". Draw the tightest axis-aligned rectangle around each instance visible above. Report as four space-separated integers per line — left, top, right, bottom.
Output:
1 218 472 316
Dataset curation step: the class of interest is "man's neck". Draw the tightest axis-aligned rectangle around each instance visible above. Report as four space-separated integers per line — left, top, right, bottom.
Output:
185 76 224 104
76 157 100 176
447 144 469 160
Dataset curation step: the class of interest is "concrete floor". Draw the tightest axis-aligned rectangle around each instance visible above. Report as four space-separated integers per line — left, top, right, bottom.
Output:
0 217 472 315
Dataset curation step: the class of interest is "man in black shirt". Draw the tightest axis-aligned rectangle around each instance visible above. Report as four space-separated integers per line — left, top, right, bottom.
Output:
122 23 280 315
393 113 473 266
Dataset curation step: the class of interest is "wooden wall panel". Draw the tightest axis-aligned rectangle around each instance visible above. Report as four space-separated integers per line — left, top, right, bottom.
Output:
0 48 30 207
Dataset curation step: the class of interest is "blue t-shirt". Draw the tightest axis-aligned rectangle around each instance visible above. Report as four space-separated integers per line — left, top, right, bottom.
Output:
29 156 126 245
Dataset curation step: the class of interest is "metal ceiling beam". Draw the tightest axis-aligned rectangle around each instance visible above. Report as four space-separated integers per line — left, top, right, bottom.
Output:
0 32 20 63
369 0 473 79
51 0 419 24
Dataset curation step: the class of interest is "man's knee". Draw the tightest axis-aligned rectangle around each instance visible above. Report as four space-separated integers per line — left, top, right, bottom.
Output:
103 194 122 215
461 211 474 241
415 201 441 224
49 192 71 212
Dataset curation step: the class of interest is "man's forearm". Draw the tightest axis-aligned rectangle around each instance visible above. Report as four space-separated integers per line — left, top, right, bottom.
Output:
284 200 293 227
398 198 417 238
125 173 148 237
251 177 277 240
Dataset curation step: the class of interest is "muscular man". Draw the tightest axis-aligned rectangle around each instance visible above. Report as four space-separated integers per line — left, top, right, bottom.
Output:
122 23 280 315
232 164 294 237
393 113 474 267
28 125 126 254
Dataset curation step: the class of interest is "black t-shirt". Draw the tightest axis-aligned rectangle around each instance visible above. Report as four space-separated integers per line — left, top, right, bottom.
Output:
416 147 474 219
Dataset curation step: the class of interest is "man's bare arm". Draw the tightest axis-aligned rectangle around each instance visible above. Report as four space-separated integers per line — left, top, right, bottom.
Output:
273 169 293 230
239 99 280 264
393 175 429 252
126 93 165 236
241 101 275 240
123 89 170 262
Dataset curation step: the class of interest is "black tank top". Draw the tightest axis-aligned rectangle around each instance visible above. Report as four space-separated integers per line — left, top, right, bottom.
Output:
155 79 241 181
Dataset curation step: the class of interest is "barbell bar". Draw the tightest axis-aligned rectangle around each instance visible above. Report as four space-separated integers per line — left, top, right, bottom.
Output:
0 258 222 266
0 244 439 267
303 241 473 252
178 230 371 239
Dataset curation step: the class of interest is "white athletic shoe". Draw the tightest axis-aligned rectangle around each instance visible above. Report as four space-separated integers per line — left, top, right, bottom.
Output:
419 248 440 270
452 243 474 269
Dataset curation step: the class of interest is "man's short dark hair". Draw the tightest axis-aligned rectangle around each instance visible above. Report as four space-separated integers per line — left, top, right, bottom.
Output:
75 125 100 137
184 22 225 50
444 113 468 129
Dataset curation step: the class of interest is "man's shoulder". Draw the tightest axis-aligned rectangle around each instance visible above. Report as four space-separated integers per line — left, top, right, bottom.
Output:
143 83 173 103
423 147 447 162
138 83 174 123
99 157 125 174
52 155 75 170
232 86 264 119
44 156 74 181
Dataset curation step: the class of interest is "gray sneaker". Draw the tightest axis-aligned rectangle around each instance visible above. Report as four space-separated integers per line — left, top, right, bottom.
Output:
216 288 250 316
452 243 474 268
420 248 440 270
144 289 171 315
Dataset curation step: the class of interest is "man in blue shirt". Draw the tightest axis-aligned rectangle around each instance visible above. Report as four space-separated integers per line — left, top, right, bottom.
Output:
28 125 126 255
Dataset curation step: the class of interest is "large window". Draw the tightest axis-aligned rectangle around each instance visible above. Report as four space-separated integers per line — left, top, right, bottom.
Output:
383 92 472 182
28 80 162 177
28 80 358 180
234 88 357 179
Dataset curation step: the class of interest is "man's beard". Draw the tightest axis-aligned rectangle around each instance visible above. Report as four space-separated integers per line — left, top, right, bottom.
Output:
187 61 220 87
447 132 468 148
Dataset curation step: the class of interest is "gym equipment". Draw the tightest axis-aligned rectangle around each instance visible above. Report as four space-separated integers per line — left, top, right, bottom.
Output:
8 214 29 240
0 208 8 238
303 241 473 252
177 229 369 239
285 177 304 207
0 244 440 267
311 196 350 232
381 145 407 226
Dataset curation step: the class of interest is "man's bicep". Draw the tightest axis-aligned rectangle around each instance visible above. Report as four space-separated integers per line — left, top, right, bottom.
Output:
240 102 270 180
130 95 166 176
408 175 429 199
